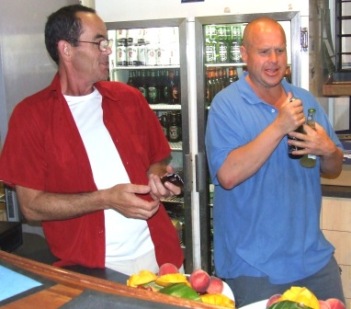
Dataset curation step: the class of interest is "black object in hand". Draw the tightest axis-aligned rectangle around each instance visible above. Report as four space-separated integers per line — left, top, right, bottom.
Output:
161 173 184 187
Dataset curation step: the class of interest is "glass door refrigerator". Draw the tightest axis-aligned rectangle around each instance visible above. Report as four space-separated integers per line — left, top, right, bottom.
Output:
105 19 195 273
194 11 301 274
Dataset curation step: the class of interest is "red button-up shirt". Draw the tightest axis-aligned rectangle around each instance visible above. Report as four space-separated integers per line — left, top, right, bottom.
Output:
0 74 184 269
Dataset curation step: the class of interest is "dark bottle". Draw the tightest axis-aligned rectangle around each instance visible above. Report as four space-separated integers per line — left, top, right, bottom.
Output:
137 70 147 99
300 108 316 168
205 68 214 105
126 70 136 88
168 112 181 142
288 98 304 159
176 111 182 141
147 70 159 104
228 67 239 84
170 69 180 104
160 70 174 103
159 113 169 140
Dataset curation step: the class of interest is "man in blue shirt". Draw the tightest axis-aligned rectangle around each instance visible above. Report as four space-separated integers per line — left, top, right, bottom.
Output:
205 17 345 307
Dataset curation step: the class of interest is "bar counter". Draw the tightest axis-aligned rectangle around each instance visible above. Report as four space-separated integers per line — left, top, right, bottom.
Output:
0 250 220 309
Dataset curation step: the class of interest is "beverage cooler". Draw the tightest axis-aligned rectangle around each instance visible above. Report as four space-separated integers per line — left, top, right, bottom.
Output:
96 0 311 275
105 19 196 273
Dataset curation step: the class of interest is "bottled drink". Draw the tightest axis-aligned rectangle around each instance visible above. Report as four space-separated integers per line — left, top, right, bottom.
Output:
204 25 217 64
300 108 317 168
116 38 127 66
160 70 174 103
229 25 242 63
159 113 169 140
137 38 147 66
205 68 214 105
127 70 136 88
217 25 228 63
168 112 181 142
288 98 304 159
228 67 239 84
170 69 180 104
138 70 148 99
147 70 159 104
127 41 138 66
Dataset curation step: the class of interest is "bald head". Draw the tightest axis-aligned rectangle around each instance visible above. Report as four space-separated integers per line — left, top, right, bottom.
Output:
242 17 286 49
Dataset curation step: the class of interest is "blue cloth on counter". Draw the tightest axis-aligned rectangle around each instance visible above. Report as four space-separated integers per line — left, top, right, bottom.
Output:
0 265 42 301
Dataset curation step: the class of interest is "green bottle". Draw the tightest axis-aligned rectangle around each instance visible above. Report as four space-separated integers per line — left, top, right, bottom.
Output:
300 108 316 168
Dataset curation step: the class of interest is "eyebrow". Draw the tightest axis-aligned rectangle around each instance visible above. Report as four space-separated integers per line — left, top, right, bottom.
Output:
93 34 106 40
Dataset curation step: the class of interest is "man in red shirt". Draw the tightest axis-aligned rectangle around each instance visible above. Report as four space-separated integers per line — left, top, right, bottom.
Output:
0 4 183 274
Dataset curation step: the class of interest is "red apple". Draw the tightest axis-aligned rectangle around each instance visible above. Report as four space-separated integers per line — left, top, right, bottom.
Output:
189 269 211 293
325 298 345 309
266 294 282 308
206 276 224 294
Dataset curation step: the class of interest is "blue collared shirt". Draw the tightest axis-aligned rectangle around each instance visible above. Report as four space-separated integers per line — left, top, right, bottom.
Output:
205 72 342 283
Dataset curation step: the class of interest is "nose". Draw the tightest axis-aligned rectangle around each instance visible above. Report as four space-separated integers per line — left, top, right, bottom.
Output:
105 47 113 56
269 51 278 62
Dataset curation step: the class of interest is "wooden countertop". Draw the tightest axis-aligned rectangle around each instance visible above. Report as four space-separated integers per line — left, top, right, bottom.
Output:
0 251 221 309
322 81 351 96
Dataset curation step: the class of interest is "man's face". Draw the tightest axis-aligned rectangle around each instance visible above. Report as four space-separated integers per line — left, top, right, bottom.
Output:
241 22 287 90
71 12 111 84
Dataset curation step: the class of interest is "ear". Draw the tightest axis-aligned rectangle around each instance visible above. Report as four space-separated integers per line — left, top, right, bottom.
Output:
57 40 71 59
240 45 247 63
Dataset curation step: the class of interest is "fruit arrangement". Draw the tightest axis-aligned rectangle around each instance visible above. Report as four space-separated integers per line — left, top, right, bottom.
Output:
266 286 345 309
126 263 234 308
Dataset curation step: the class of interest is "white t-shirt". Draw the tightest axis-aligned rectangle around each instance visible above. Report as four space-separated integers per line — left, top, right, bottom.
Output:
65 89 154 265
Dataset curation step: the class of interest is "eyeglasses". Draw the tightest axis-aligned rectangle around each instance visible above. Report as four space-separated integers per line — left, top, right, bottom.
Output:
77 39 113 52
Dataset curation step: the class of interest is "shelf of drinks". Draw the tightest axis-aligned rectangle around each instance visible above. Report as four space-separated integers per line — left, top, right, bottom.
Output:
112 65 180 70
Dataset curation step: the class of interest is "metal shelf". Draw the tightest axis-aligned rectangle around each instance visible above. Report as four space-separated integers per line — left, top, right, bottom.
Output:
169 141 182 151
150 104 181 111
112 65 180 70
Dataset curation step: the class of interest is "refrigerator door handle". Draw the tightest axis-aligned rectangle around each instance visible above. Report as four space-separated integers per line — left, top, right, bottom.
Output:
184 153 193 193
195 152 205 192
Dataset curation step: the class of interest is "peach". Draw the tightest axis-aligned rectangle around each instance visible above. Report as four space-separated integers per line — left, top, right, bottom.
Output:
319 300 332 309
158 263 179 276
325 298 345 309
189 269 211 293
206 276 224 294
266 294 282 308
